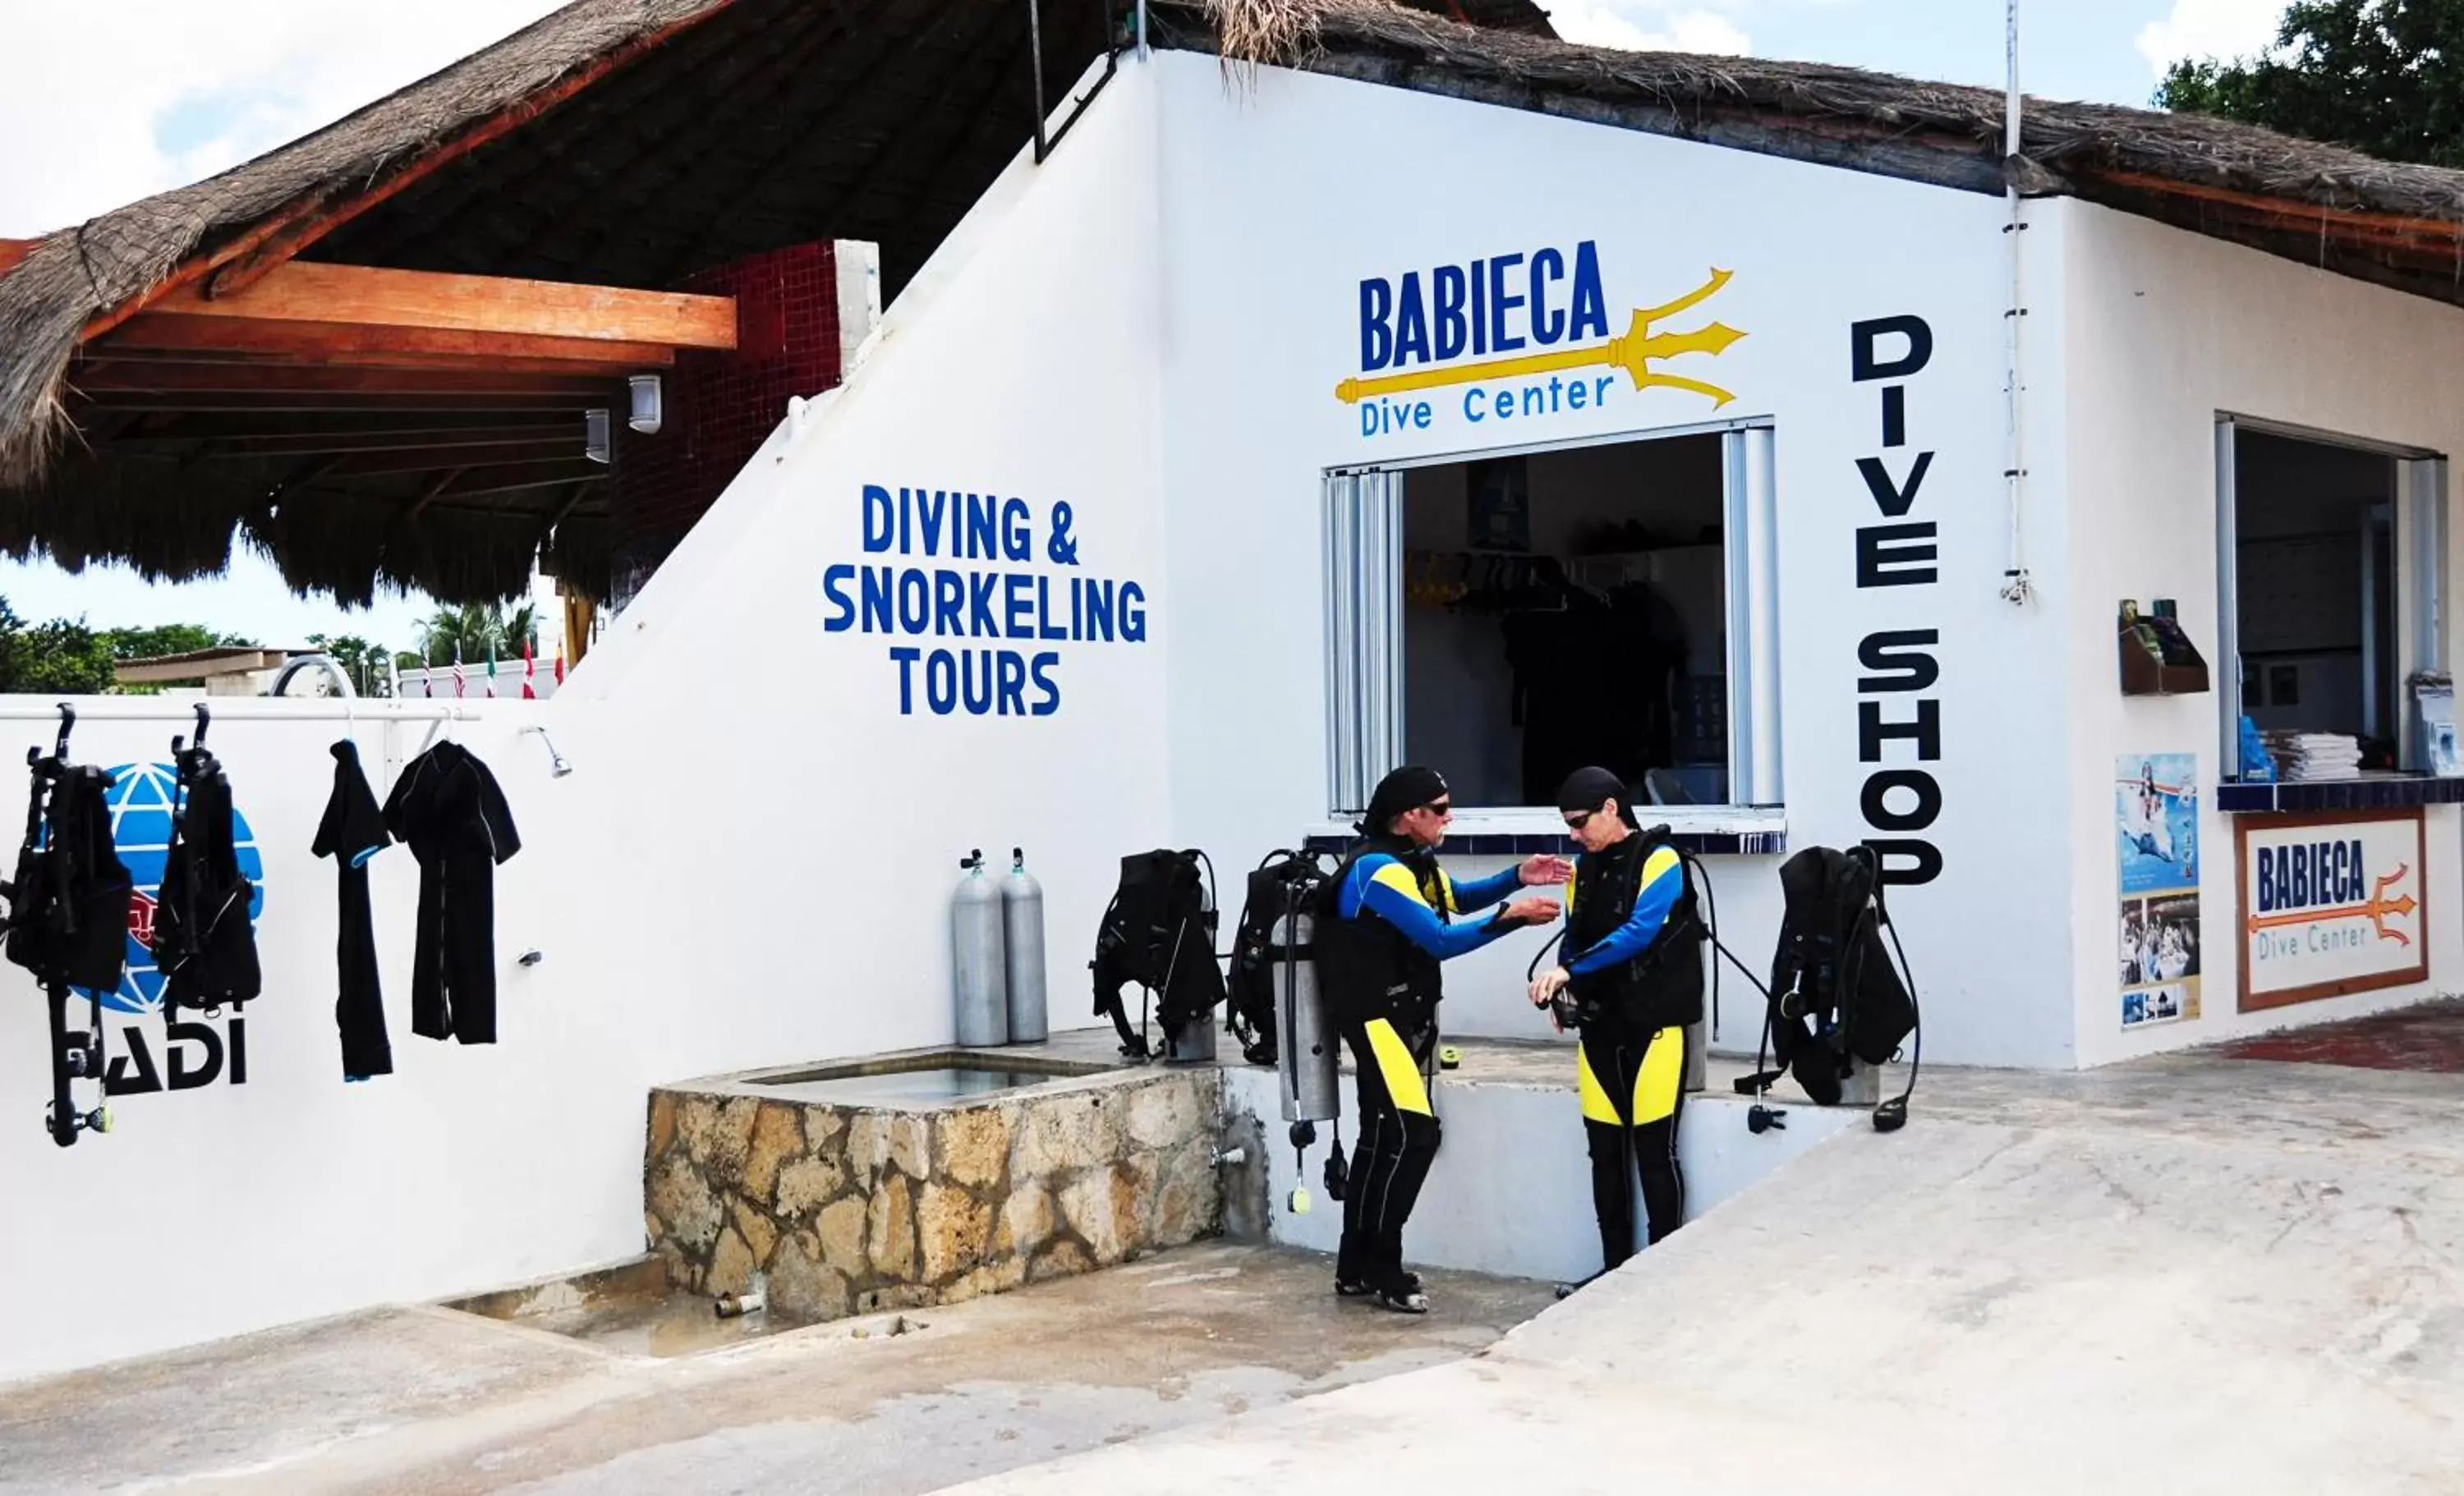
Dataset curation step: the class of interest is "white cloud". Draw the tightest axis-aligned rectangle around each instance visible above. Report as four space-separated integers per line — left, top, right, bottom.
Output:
0 3 568 636
1540 2 1754 55
0 1 567 237
2135 0 2287 75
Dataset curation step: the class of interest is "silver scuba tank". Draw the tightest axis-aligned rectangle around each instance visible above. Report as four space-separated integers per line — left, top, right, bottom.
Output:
1272 905 1340 1124
952 851 1009 1047
1001 847 1047 1044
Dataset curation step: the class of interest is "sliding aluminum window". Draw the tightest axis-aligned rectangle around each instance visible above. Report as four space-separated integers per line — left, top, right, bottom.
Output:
1323 420 1782 815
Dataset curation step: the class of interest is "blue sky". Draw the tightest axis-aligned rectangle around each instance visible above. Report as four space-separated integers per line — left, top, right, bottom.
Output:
0 0 2286 648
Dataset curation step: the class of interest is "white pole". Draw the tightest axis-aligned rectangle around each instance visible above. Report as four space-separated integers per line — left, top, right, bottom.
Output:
0 701 483 723
2000 0 2034 606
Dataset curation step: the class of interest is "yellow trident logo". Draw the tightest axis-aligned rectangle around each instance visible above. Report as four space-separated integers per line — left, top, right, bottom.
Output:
1335 268 1747 409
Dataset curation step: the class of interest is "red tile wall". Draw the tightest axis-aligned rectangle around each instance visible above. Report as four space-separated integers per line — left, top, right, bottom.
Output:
611 241 846 582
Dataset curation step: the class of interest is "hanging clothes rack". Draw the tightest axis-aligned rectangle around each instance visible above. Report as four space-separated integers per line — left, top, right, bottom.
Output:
0 702 484 725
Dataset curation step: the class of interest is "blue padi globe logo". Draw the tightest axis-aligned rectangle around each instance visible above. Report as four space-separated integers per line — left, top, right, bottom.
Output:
73 764 266 1016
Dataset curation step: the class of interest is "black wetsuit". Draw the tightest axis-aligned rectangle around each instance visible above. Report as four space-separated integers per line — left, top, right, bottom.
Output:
383 741 520 1045
1319 840 1526 1293
1562 830 1701 1269
313 740 393 1080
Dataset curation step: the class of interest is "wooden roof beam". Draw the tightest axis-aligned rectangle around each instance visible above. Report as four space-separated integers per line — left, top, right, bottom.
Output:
142 260 738 351
319 441 583 476
69 392 600 414
2080 167 2464 250
428 461 609 502
106 312 680 370
184 423 576 457
67 362 616 397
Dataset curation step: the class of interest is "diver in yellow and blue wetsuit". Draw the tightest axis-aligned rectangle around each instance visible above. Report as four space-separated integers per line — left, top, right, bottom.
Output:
1317 765 1566 1314
1529 766 1706 1296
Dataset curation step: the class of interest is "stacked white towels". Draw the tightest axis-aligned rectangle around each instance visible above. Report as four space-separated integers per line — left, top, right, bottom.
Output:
2262 731 2364 782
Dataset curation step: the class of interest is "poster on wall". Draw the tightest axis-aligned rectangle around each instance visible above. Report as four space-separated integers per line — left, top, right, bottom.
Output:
2117 755 2201 1030
2236 808 2427 1012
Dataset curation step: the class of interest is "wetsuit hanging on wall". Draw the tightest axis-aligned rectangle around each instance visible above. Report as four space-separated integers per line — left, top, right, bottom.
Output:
383 741 521 1045
314 740 394 1080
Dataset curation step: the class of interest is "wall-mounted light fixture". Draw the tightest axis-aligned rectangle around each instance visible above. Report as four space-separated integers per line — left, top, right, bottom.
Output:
584 409 611 465
627 374 664 435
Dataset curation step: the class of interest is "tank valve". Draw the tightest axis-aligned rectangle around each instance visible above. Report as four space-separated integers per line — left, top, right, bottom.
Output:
1214 1145 1248 1168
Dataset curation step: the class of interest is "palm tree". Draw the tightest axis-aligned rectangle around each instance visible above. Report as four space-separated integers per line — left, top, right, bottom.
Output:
417 602 537 668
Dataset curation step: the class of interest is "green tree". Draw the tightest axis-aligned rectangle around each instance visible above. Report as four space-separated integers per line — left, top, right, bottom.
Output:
0 601 118 695
305 633 392 695
2157 1 2464 167
417 603 536 668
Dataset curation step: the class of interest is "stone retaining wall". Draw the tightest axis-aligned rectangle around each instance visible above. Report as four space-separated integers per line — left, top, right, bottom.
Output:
644 1068 1224 1319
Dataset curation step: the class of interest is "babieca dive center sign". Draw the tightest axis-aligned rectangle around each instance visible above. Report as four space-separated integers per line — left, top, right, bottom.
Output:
2236 808 2427 1011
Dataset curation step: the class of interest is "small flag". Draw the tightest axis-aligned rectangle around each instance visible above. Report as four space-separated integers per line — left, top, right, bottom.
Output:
451 643 466 700
485 638 499 699
522 640 537 700
554 647 565 686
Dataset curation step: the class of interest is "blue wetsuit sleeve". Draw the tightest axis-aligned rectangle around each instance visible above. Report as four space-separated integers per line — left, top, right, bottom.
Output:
1445 865 1523 914
1564 846 1684 975
1343 856 1519 960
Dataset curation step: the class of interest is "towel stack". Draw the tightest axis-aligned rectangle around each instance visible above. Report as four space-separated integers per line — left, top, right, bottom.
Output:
2262 731 2364 782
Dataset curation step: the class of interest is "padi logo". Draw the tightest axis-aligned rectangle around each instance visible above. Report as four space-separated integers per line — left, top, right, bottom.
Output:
1338 241 1745 438
75 763 265 1094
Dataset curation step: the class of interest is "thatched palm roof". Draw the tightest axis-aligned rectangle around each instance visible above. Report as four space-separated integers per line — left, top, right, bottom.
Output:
1153 0 2464 281
4 0 2463 605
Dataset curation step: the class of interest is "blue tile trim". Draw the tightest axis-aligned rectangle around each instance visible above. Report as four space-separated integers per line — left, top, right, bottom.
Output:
1301 829 1788 857
2218 777 2464 815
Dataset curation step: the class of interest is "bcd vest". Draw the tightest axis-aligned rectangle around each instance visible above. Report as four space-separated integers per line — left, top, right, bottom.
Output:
154 746 262 1016
1315 840 1447 1030
4 763 133 994
1564 826 1704 1033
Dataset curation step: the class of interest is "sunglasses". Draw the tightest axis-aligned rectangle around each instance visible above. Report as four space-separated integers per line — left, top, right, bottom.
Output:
1420 801 1453 817
1563 810 1596 831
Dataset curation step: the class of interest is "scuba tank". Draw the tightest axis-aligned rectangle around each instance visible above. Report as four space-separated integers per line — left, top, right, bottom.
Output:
1268 873 1339 1125
1001 848 1047 1044
952 851 1009 1047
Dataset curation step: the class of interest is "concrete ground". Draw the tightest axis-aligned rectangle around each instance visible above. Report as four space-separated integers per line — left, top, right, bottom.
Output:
958 1040 2464 1495
20 1013 2464 1494
0 1243 1551 1496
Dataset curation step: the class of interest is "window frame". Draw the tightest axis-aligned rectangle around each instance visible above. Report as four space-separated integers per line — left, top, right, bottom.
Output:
1324 416 1783 818
2214 414 2448 780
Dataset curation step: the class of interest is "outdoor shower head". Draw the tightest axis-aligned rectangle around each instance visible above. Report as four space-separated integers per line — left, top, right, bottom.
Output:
521 725 573 778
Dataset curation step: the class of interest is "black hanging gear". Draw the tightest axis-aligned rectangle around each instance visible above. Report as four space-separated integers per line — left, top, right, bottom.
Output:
1089 848 1226 1060
1225 848 1339 1067
154 714 261 1018
1 707 131 1146
1735 844 1920 1128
